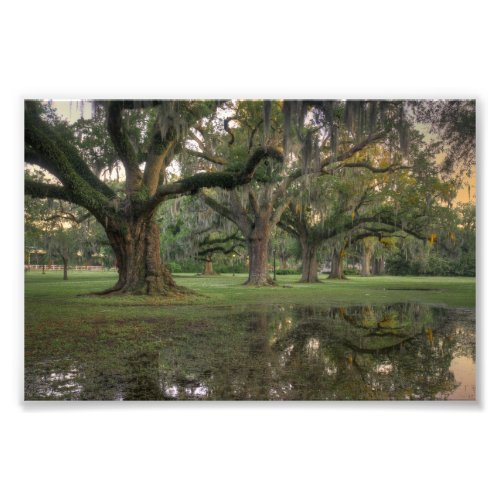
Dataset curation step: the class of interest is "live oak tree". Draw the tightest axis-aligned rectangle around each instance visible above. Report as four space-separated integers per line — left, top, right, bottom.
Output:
279 143 406 283
385 201 476 277
50 223 80 280
157 195 244 275
198 100 405 285
197 101 291 285
279 166 372 283
326 227 385 280
197 232 246 275
24 100 274 295
280 184 402 283
271 227 297 272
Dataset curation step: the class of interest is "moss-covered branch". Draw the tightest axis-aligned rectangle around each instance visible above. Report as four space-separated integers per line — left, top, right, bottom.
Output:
24 105 110 216
199 231 245 247
25 178 78 204
197 232 246 257
150 147 284 207
25 102 115 199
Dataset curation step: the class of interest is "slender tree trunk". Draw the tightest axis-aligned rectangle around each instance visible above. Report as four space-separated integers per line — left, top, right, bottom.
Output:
361 245 372 276
299 240 319 283
62 256 68 280
103 214 181 295
327 248 346 280
245 229 273 286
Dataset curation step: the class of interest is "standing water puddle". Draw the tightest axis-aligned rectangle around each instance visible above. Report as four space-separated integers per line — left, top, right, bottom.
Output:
25 303 475 401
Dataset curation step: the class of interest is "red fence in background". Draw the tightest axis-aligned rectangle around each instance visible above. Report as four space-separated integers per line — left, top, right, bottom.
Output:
25 265 117 272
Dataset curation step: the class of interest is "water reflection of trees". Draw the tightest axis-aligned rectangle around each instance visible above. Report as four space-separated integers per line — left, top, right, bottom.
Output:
25 304 475 400
270 304 475 400
155 304 475 401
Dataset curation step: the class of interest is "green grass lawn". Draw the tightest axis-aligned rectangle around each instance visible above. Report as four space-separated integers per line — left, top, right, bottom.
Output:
25 270 475 316
24 271 475 332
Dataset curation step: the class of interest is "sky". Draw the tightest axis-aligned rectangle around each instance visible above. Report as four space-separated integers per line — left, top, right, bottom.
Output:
51 100 93 123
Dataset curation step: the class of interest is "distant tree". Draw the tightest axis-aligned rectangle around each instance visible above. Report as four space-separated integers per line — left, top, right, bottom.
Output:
197 232 246 275
24 191 92 279
385 202 475 276
157 196 244 274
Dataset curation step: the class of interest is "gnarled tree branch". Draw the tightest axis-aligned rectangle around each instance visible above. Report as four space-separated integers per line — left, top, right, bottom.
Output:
106 101 143 191
25 105 110 216
150 147 284 206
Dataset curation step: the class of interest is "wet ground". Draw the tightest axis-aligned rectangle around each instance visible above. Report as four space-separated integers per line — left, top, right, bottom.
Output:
25 303 476 401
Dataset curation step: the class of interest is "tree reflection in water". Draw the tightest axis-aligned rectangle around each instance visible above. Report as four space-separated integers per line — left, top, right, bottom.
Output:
155 303 475 401
25 304 475 401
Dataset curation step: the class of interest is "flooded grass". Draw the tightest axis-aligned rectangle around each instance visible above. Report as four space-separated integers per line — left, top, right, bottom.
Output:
24 271 476 401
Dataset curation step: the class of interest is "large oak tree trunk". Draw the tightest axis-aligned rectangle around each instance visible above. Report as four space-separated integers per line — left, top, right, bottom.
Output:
327 248 346 280
202 255 216 275
245 231 273 286
299 241 319 283
361 245 372 276
104 214 180 295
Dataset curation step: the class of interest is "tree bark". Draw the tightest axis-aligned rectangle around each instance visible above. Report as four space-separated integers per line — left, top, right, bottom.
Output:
202 255 216 275
103 214 180 295
361 245 372 276
62 256 68 280
245 231 273 286
327 248 346 280
299 240 320 283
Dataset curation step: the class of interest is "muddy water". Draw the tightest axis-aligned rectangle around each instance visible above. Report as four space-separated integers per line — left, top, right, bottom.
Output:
25 303 475 401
